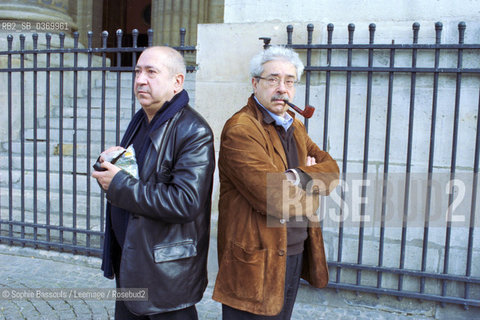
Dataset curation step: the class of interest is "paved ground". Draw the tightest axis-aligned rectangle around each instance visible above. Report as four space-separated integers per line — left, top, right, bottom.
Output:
0 244 478 319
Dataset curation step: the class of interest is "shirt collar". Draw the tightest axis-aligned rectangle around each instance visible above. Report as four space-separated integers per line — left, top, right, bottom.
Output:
254 95 293 132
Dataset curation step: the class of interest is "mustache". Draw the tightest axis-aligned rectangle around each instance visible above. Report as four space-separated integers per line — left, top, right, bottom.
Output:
271 94 289 102
136 86 149 93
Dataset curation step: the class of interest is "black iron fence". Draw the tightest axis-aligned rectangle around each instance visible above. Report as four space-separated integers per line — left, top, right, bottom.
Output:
0 29 195 256
1 22 479 310
262 22 480 309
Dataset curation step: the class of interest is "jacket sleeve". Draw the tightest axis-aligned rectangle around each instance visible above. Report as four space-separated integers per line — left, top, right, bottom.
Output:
106 122 215 224
220 114 340 218
219 117 312 219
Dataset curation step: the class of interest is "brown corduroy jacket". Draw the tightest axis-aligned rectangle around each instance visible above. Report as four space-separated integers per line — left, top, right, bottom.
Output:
212 95 339 316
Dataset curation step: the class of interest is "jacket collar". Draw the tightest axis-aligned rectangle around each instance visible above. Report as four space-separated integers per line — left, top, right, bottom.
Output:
253 95 294 132
122 91 189 180
246 94 291 169
140 107 184 181
245 94 296 121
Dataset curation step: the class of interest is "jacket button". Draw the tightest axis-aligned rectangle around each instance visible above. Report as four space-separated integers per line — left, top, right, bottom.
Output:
278 250 285 256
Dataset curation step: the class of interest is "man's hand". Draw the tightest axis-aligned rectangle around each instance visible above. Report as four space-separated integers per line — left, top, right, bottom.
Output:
102 146 124 155
92 161 121 191
306 156 316 166
285 156 318 184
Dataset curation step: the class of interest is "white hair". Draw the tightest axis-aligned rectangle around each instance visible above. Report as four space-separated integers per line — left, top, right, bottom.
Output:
250 45 304 80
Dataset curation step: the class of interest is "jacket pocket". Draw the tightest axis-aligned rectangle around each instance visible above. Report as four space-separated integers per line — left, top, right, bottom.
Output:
224 242 267 302
153 240 197 263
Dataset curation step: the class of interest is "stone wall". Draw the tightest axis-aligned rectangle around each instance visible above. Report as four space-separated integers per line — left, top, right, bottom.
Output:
196 0 480 311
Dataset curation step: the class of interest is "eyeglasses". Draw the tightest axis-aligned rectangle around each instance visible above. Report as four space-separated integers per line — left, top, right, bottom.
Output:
255 76 298 88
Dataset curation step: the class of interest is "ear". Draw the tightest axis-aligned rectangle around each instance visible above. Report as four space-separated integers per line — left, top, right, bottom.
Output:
173 73 185 93
251 77 258 93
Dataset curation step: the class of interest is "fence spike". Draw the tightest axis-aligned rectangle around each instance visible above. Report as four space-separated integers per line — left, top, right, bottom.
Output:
458 21 466 44
87 31 93 49
101 31 108 48
148 28 153 47
46 33 51 49
7 34 13 50
116 29 123 48
435 22 443 44
369 23 376 44
32 33 38 49
348 23 355 44
180 28 186 47
59 32 65 48
132 29 139 48
20 34 25 49
327 23 334 44
287 25 293 45
307 24 314 44
412 22 420 44
73 32 79 48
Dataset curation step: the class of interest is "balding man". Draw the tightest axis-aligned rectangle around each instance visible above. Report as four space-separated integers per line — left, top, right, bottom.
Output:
92 46 215 319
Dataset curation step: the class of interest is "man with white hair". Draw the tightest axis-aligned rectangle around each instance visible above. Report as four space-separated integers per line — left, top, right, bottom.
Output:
213 45 339 319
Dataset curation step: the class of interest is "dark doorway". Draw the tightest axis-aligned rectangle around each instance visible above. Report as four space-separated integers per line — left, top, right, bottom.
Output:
102 0 151 66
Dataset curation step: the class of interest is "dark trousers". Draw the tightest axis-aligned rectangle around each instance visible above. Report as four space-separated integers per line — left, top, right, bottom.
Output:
114 299 198 320
222 253 303 320
112 250 198 320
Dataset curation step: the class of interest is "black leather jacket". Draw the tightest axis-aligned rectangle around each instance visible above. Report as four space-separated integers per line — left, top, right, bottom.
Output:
104 105 215 315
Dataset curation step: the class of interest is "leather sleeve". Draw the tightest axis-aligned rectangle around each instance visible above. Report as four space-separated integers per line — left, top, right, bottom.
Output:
106 118 215 224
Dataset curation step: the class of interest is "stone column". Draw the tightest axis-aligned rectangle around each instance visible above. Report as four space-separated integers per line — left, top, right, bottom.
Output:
0 0 76 32
0 0 104 143
151 0 224 47
73 0 103 48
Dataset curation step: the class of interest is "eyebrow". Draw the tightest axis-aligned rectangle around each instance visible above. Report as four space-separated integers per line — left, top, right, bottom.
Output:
266 73 296 78
135 64 158 70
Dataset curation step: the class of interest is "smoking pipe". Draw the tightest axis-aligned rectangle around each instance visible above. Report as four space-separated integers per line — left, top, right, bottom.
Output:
283 100 315 118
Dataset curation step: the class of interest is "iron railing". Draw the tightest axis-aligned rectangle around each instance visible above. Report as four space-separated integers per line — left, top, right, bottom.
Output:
0 28 195 256
260 22 480 309
1 21 479 310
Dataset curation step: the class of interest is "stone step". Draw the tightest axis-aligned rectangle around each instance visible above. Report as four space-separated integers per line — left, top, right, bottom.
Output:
51 105 138 119
71 96 140 110
25 125 129 145
89 73 194 89
94 73 135 88
1 69 197 249
0 169 103 197
33 116 130 132
85 84 195 102
0 155 102 173
4 141 105 157
0 207 104 234
1 207 104 250
45 73 195 121
95 71 195 84
82 86 136 99
23 129 124 146
1 218 104 249
0 187 105 228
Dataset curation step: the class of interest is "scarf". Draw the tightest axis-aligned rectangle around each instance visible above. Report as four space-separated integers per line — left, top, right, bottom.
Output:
121 89 189 171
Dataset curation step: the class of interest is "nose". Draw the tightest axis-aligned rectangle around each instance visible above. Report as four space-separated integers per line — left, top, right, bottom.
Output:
276 80 288 92
135 70 147 85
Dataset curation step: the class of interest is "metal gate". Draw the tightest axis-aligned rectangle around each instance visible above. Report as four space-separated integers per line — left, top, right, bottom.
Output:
261 22 480 309
0 28 195 256
1 22 479 310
